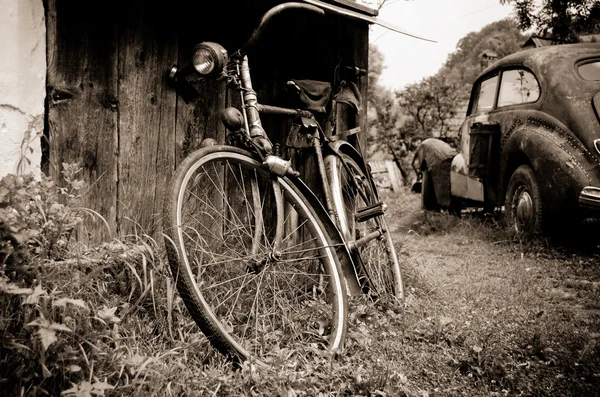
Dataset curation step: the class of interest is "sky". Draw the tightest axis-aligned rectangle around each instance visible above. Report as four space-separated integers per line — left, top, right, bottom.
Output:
369 0 515 90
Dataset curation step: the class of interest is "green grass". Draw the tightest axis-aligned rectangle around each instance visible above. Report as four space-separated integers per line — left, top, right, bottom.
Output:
2 177 600 396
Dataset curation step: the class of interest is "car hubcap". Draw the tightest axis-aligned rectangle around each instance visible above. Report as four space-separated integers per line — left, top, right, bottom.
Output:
513 186 534 231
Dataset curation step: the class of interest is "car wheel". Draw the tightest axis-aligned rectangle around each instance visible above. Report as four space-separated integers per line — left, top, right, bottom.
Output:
421 168 441 211
504 165 543 239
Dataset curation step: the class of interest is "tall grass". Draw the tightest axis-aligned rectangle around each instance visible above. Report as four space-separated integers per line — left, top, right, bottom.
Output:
3 178 599 396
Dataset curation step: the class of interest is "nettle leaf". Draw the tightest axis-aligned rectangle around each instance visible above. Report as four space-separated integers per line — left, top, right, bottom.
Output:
24 285 49 305
27 317 71 351
91 380 115 394
38 327 57 351
0 277 33 295
50 322 72 332
53 298 88 311
62 381 93 397
27 316 50 328
97 306 121 324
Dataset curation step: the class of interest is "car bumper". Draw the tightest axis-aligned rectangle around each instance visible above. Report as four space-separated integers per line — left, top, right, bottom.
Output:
579 187 600 212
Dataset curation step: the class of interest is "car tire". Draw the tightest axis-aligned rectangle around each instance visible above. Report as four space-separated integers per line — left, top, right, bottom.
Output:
504 165 543 240
421 168 441 211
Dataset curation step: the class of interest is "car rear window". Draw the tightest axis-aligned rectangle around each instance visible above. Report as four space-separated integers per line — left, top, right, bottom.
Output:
498 69 540 107
578 61 600 81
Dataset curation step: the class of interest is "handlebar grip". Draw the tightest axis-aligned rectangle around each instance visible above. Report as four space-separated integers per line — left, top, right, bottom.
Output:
237 2 325 56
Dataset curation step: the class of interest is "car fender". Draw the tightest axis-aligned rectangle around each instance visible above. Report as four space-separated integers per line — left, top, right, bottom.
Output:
500 122 594 213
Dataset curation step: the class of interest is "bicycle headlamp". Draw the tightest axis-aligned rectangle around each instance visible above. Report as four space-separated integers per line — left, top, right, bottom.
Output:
192 42 227 76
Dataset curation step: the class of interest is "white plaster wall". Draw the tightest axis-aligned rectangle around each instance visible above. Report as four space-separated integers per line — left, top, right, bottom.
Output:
0 0 46 178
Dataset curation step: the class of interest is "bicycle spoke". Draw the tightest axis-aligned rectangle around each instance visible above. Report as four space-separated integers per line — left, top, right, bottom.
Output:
166 149 348 364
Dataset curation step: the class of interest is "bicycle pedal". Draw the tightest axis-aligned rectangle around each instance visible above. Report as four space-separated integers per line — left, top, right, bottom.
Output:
355 202 387 222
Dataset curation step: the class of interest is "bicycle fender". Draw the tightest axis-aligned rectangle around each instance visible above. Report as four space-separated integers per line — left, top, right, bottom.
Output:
184 144 362 295
286 173 363 295
328 140 380 200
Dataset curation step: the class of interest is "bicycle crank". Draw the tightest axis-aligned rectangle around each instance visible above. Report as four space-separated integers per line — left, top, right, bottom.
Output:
348 230 383 251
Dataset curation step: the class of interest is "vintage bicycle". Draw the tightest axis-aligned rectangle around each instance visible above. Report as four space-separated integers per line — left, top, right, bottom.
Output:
163 2 404 365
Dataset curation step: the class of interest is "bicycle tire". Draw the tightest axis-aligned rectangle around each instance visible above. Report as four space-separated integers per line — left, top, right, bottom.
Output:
325 153 405 300
163 145 348 365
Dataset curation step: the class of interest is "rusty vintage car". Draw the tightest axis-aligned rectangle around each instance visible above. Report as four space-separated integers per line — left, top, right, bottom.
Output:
415 43 600 238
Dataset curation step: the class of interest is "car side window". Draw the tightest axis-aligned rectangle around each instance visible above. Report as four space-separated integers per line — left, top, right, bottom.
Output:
474 75 498 112
497 69 540 107
578 60 600 81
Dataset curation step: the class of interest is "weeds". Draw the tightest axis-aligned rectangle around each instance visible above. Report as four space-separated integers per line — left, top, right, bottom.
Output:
0 166 209 396
2 178 600 395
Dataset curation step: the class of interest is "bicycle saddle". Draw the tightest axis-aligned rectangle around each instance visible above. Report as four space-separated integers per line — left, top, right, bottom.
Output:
286 79 332 113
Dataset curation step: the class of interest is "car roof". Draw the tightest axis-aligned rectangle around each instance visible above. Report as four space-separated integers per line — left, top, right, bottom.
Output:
479 43 600 78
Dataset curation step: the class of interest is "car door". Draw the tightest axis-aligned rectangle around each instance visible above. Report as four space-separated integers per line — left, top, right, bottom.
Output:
450 73 499 201
451 68 542 203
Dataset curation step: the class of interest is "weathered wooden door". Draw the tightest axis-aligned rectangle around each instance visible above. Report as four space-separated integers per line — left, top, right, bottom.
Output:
45 0 368 241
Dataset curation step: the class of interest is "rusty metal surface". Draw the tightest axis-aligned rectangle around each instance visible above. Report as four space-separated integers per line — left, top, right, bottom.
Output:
446 44 600 215
479 44 600 172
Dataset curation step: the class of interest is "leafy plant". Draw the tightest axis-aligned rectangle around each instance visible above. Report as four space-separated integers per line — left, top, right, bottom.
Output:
0 163 87 267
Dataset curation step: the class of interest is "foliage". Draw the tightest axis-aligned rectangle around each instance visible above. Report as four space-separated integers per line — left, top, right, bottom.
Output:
367 19 524 183
0 164 86 268
367 45 404 153
366 45 412 181
500 0 600 43
1 170 207 395
392 19 524 139
396 74 461 139
2 175 600 395
357 0 395 10
442 18 525 92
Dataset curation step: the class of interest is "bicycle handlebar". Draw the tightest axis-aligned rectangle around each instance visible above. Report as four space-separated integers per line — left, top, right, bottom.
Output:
235 2 325 57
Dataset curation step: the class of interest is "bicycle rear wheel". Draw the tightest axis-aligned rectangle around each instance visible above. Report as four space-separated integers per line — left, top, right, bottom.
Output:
163 146 348 365
326 153 405 300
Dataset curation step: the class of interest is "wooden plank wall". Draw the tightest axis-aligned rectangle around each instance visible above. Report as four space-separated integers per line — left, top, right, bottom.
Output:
45 0 369 240
46 0 120 241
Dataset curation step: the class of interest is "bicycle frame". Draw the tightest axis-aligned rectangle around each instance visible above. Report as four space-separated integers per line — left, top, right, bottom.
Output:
234 55 389 295
176 2 388 296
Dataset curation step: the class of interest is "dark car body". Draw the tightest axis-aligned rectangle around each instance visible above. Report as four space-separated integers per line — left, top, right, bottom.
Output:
417 44 600 229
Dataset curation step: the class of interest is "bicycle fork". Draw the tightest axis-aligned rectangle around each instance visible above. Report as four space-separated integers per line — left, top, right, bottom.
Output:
248 175 284 261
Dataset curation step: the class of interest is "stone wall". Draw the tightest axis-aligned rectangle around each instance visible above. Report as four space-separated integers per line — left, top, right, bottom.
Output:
0 0 46 178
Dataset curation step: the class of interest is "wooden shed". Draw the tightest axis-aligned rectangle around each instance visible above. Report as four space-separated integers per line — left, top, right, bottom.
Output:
44 0 374 239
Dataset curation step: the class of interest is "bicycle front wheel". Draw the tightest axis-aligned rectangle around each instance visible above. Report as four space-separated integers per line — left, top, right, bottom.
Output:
163 146 348 365
326 153 405 300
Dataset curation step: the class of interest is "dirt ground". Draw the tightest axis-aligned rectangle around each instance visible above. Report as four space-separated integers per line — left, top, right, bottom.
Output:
380 190 600 396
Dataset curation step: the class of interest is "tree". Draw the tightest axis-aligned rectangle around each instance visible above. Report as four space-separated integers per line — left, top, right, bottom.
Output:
366 18 525 184
500 0 600 43
358 0 394 10
396 74 460 139
443 19 525 89
366 45 409 182
367 44 386 110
